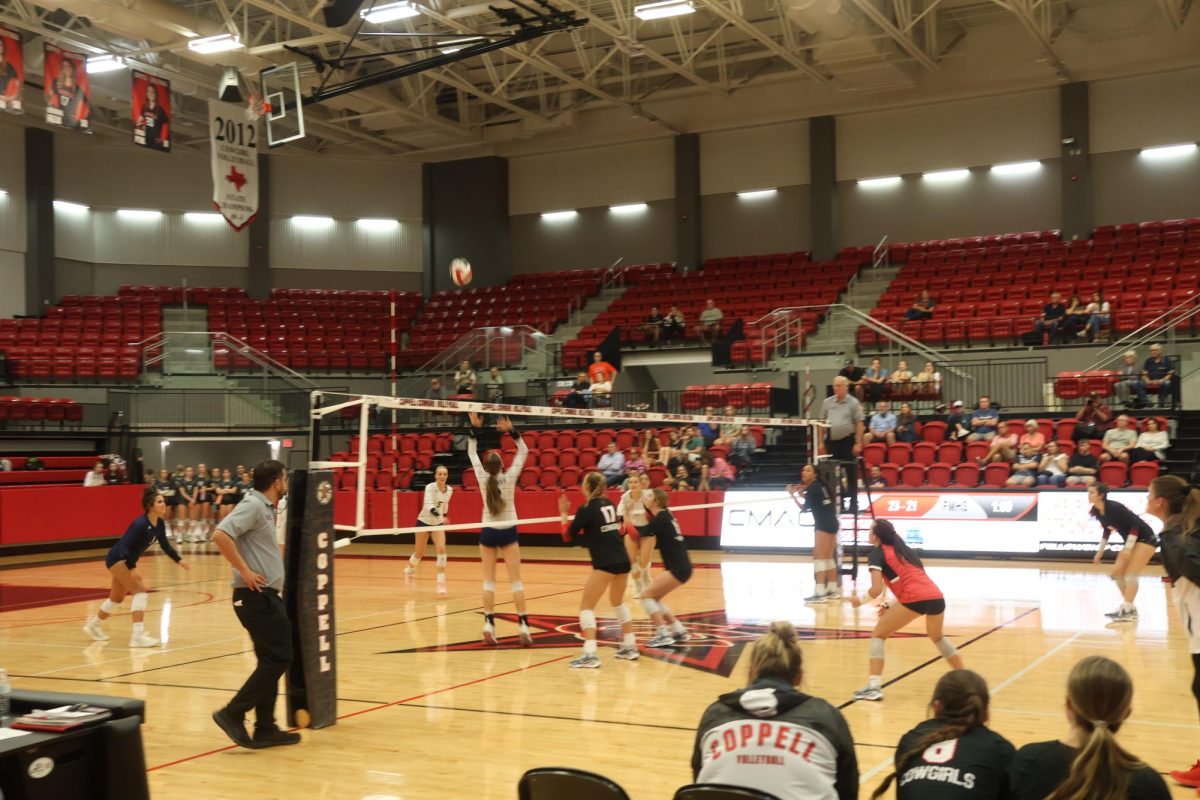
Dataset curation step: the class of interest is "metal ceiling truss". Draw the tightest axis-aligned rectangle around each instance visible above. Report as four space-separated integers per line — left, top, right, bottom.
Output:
990 0 1072 80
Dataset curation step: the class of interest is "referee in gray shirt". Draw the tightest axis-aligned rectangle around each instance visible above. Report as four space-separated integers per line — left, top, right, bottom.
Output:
211 460 300 749
822 376 865 505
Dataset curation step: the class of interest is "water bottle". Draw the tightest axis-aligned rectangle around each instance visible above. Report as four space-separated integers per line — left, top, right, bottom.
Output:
0 668 10 724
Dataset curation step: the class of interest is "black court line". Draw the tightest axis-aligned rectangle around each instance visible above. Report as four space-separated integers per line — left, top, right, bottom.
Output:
5 672 385 705
340 553 725 570
837 606 1041 710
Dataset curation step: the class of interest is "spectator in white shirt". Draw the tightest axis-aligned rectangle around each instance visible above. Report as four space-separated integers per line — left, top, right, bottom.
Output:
1099 415 1137 462
590 371 613 407
83 461 107 487
1126 417 1169 463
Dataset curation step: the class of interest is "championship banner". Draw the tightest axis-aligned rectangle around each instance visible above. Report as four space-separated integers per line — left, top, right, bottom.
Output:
284 469 337 730
208 99 259 231
42 43 89 130
132 70 170 151
0 27 23 114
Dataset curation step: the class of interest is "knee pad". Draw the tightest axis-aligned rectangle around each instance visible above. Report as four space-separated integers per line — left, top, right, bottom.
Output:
641 597 662 615
579 609 597 631
436 554 447 568
817 559 837 572
1121 574 1140 587
510 581 524 593
100 599 122 615
482 580 496 593
614 603 632 624
869 637 886 660
131 593 149 612
935 637 958 660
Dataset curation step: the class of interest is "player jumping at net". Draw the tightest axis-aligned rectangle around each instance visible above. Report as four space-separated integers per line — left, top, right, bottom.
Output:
1087 482 1159 623
639 488 693 648
850 519 963 701
466 413 533 647
84 486 189 647
619 472 654 597
787 463 841 604
405 464 452 595
559 471 638 668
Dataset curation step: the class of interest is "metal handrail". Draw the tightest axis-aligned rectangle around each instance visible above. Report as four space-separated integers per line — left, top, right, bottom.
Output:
871 235 889 270
600 257 626 291
130 330 318 390
400 324 550 384
1082 294 1200 371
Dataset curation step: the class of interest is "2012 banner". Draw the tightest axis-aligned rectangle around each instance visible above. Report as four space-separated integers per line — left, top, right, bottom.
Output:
209 99 258 230
43 43 89 130
0 27 23 114
132 70 170 151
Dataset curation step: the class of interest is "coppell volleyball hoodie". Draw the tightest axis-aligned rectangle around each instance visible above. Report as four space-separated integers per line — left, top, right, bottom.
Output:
691 676 858 800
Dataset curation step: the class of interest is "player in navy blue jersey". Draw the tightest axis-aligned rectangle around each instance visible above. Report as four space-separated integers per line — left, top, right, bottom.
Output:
84 486 188 647
638 488 693 648
788 463 841 603
1087 483 1159 622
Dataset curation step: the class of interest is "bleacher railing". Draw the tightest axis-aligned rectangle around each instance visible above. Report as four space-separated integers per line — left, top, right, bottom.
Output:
134 331 318 391
396 325 553 395
1082 293 1200 372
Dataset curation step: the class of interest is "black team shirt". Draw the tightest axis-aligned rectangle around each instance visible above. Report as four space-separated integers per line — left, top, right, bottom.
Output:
894 720 1014 800
565 497 629 570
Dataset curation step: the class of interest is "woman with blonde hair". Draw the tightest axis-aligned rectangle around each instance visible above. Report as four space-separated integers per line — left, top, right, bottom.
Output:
1009 655 1169 799
1145 475 1200 790
639 489 692 648
692 621 858 799
559 471 636 668
618 472 654 597
467 413 532 647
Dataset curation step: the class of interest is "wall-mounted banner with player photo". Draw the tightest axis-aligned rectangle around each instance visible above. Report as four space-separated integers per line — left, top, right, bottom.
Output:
0 26 24 114
132 70 170 151
43 43 90 130
208 99 259 231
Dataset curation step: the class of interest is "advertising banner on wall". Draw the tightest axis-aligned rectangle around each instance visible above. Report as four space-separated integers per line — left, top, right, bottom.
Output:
42 43 90 130
719 489 1161 557
0 27 24 114
132 70 170 151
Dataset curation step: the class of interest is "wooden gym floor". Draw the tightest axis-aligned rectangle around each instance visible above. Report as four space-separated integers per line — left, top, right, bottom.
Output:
1 544 1196 799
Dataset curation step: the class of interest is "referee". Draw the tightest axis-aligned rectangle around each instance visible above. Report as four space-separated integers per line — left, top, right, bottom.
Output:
211 460 300 750
822 376 865 507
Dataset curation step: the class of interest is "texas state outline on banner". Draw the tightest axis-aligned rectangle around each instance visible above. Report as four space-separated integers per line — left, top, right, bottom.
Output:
209 99 259 231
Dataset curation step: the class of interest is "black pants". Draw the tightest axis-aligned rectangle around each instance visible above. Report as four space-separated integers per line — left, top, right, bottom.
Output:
227 587 293 731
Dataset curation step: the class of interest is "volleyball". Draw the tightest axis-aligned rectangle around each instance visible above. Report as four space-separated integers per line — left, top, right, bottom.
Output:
450 257 473 287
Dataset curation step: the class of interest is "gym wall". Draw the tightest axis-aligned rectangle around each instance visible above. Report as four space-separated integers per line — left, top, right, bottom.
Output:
0 122 26 319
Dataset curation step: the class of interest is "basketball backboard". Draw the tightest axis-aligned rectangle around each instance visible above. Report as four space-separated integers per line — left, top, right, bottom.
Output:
261 62 305 147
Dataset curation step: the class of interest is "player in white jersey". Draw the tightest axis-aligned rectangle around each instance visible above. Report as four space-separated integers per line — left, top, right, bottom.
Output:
405 465 453 594
619 473 655 596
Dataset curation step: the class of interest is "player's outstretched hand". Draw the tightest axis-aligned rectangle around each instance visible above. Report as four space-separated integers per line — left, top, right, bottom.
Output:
557 493 571 515
496 416 514 433
1092 550 1104 564
785 483 798 496
467 412 484 428
178 559 190 570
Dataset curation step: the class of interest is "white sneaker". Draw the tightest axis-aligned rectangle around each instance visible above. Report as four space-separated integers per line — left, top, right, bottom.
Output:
1103 607 1124 619
824 589 843 601
569 653 602 669
615 645 640 661
853 685 883 701
646 632 676 648
672 629 691 642
436 579 447 595
804 592 827 604
482 622 497 645
83 619 108 641
403 564 416 577
129 632 160 648
518 624 533 647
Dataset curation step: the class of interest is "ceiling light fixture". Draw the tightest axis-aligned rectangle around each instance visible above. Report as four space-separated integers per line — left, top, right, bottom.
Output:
116 209 162 220
356 217 399 230
922 168 970 183
86 54 126 73
438 37 484 54
53 200 90 213
609 202 648 214
857 176 901 188
991 160 1042 175
360 1 420 23
736 188 777 200
187 33 244 54
292 215 335 228
184 212 224 223
1139 143 1197 160
634 0 695 20
540 210 578 221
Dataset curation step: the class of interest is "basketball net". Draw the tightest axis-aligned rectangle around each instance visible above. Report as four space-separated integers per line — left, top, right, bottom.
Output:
246 90 271 122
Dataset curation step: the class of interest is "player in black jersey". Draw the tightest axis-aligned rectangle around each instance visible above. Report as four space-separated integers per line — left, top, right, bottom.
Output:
788 464 841 604
83 487 188 647
559 471 636 669
1087 483 1159 623
872 669 1014 800
639 489 694 648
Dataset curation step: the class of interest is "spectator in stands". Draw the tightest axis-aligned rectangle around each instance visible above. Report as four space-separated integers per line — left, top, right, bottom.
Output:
716 404 740 446
862 357 889 403
700 451 735 491
945 400 971 441
695 299 724 343
624 447 646 480
588 351 617 384
730 426 756 467
1100 415 1138 462
980 420 1018 464
894 402 919 443
692 621 858 800
698 408 720 447
1034 291 1067 344
639 429 662 467
1072 392 1111 441
1081 291 1111 342
867 465 887 489
105 462 125 485
969 396 999 442
1008 443 1041 487
662 305 686 343
1008 656 1170 800
839 358 867 399
84 461 107 487
1142 342 1178 408
425 377 446 401
1114 351 1149 408
1066 439 1099 486
1019 419 1046 452
913 361 941 393
563 371 590 409
682 426 706 462
484 367 504 402
667 464 692 491
590 371 613 407
661 428 684 467
598 442 626 487
1127 417 1169 464
904 290 935 321
0 457 11 471
865 400 898 445
1037 441 1069 487
889 360 913 385
453 360 476 395
641 305 664 347
1062 294 1088 339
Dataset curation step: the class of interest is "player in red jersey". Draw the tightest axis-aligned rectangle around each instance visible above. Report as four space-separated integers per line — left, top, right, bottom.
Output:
850 519 964 701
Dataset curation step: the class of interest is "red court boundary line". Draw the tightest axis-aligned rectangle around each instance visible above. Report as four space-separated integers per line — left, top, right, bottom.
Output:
146 652 574 772
0 592 217 630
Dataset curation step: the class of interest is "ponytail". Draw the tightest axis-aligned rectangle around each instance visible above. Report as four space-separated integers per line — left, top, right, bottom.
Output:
1047 656 1143 800
873 519 924 569
747 621 804 686
871 670 990 800
483 452 505 517
583 471 607 501
1151 475 1200 535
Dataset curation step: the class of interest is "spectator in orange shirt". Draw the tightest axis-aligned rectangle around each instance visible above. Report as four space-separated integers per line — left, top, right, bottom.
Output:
588 351 616 384
1018 419 1046 453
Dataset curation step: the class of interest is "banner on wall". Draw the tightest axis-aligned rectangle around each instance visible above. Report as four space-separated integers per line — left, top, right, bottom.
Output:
43 43 90 130
0 27 23 114
209 99 259 231
719 489 1162 557
132 70 170 151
